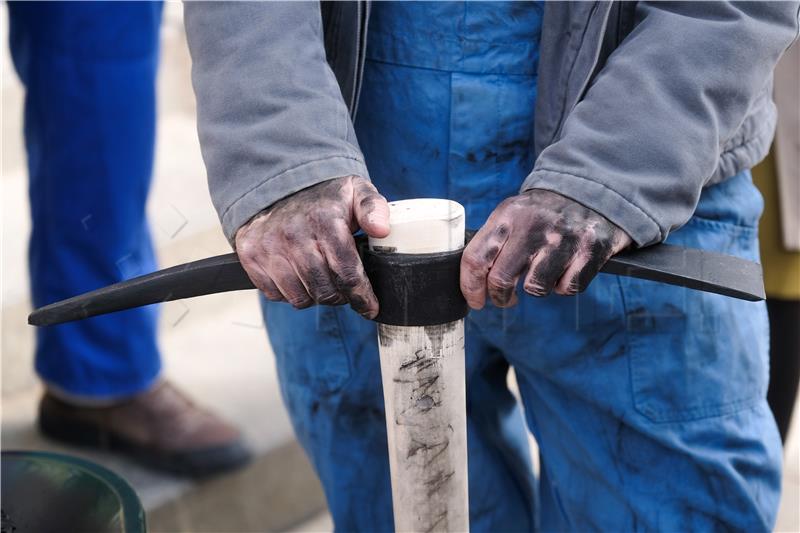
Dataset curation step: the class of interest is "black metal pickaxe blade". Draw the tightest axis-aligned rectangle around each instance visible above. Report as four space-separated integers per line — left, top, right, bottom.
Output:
28 243 765 328
28 253 252 327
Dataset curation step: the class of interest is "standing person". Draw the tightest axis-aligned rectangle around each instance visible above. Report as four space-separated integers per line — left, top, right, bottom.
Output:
753 39 800 444
8 1 250 477
185 1 799 529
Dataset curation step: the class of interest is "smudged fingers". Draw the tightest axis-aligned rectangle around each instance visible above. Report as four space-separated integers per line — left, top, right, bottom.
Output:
320 220 380 318
485 235 533 308
289 244 346 306
523 232 578 297
554 229 631 295
268 254 314 309
460 222 511 309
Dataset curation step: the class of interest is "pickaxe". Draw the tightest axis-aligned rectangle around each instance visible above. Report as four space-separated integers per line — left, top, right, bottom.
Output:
28 199 765 532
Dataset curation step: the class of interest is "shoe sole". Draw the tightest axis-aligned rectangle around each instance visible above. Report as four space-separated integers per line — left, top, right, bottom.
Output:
38 410 252 479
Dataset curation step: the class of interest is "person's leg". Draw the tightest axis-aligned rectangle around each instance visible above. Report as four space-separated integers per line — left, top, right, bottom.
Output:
766 298 800 442
8 1 250 476
502 172 782 530
262 298 536 531
9 1 161 398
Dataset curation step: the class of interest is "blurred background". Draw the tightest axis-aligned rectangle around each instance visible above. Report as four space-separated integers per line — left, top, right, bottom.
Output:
0 3 797 532
1 3 332 531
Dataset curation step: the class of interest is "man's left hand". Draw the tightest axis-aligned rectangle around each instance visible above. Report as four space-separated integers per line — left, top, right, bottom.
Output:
460 189 632 309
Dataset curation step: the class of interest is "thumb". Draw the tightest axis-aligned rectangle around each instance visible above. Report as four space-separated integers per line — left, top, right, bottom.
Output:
352 177 390 238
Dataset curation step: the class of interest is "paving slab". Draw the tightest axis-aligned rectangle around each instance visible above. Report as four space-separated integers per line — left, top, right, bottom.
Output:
148 440 326 533
288 511 334 533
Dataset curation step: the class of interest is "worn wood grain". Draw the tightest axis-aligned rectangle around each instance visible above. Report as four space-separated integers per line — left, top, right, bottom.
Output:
370 199 469 533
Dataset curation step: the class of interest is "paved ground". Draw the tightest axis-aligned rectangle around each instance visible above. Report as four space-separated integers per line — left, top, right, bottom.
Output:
2 4 798 532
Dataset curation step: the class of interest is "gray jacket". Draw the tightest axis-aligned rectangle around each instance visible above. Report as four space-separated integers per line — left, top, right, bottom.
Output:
184 1 800 247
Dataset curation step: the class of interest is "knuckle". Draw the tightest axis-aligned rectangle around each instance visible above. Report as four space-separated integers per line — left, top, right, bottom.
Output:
482 245 501 262
308 209 327 226
237 240 258 262
288 295 313 309
334 267 365 291
359 195 376 210
262 289 284 301
461 249 485 270
301 260 330 284
523 279 550 297
307 277 341 303
317 292 346 305
487 272 515 291
494 223 510 239
523 285 539 296
342 275 365 292
552 217 573 236
460 276 484 297
282 228 303 246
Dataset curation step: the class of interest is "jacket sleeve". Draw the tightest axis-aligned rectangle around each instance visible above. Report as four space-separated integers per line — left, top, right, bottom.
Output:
522 2 800 247
183 1 368 242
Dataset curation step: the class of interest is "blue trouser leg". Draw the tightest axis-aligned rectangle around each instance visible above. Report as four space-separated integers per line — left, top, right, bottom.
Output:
8 1 163 398
496 172 781 531
262 301 537 532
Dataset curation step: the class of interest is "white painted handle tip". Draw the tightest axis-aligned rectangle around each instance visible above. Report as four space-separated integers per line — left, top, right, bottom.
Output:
369 198 465 254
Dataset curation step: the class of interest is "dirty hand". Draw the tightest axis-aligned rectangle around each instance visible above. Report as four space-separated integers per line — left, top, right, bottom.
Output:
235 176 390 318
460 189 632 309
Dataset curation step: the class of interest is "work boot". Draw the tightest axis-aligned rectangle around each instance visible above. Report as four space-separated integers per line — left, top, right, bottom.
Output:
38 381 252 478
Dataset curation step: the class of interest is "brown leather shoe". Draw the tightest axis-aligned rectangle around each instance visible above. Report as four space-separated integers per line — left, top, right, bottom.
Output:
38 381 252 478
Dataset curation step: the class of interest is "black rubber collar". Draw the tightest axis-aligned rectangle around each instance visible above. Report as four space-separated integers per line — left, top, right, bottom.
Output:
357 233 472 326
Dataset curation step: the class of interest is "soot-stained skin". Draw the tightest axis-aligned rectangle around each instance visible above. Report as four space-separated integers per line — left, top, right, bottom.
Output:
235 176 390 318
461 189 632 309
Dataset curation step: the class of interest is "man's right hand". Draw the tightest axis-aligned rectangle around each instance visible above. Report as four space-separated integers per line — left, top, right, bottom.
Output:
235 176 390 319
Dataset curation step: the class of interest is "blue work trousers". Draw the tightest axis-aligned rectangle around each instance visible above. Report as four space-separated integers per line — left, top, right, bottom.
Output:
262 2 782 531
8 2 163 399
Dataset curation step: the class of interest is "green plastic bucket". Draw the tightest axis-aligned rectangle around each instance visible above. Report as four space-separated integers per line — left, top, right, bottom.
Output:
1 450 145 533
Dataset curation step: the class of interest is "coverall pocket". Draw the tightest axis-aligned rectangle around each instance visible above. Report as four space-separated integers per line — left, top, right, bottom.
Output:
619 216 769 423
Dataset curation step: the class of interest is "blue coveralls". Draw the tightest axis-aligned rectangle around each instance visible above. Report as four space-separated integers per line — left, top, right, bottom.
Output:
8 2 163 399
262 2 783 530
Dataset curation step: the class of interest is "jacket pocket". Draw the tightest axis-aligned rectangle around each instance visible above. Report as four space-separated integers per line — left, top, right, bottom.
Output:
619 217 769 423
